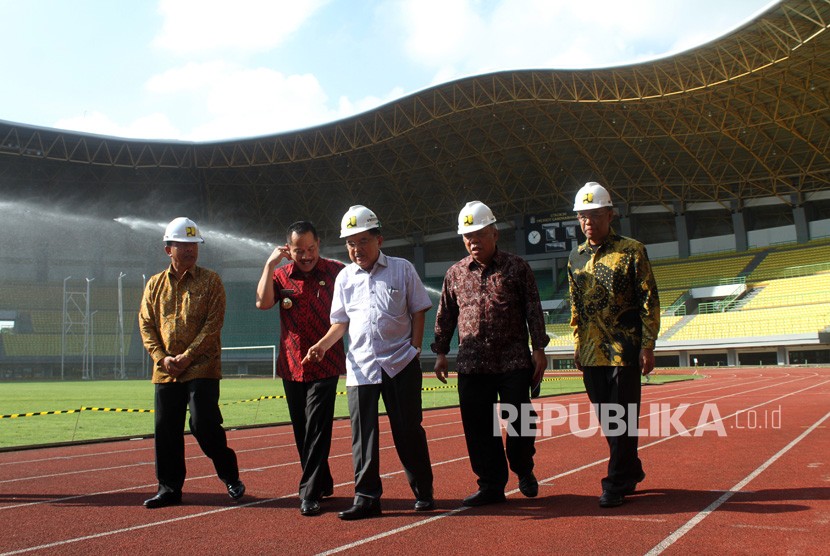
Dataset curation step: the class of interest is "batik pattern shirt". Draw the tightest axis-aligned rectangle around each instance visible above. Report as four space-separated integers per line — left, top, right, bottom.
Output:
431 249 550 374
139 265 225 384
272 257 346 382
568 229 660 367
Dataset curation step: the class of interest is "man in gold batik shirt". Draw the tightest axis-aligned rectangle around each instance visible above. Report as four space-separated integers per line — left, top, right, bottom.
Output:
568 183 660 509
138 217 245 509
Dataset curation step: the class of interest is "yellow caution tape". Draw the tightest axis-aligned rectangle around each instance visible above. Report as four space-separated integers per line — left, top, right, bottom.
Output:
0 408 81 419
6 379 579 418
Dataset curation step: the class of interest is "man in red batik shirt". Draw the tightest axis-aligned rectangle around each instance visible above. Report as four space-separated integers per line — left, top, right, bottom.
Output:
256 220 346 516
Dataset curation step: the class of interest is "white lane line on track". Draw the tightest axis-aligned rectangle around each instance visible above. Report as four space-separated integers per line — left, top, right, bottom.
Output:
0 489 297 556
0 373 809 501
0 417 468 484
0 433 467 511
599 516 668 523
644 408 830 556
315 508 470 556
0 409 455 469
0 456 472 556
532 373 818 447
0 371 809 516
318 378 830 555
0 371 772 469
1 372 823 553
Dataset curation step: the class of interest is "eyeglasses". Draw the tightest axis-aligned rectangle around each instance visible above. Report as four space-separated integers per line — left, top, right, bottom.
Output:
576 210 609 223
345 237 374 249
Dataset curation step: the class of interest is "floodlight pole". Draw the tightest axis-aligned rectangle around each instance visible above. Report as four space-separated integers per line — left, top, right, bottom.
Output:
61 276 71 380
82 277 94 380
115 272 126 379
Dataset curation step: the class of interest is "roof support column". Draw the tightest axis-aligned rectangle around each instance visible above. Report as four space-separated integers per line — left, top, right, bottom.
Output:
674 202 690 259
514 214 526 256
793 205 809 244
731 211 748 252
617 202 632 237
412 231 425 279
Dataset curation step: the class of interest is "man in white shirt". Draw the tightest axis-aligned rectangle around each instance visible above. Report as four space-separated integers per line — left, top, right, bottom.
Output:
304 205 434 520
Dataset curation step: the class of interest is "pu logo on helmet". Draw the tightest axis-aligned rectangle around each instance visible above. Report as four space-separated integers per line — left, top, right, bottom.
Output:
463 214 474 226
346 216 357 228
186 226 196 237
583 193 594 204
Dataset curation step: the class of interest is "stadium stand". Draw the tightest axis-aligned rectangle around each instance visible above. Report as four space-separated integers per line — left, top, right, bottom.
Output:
651 253 756 290
1 0 829 374
540 241 830 364
747 241 830 281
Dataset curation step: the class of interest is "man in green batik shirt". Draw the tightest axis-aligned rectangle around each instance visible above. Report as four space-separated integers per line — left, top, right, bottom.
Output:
568 182 660 509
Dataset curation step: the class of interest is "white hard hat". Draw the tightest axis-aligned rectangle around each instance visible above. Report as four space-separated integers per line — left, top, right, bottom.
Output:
163 217 204 243
340 205 381 238
573 182 613 211
457 201 497 234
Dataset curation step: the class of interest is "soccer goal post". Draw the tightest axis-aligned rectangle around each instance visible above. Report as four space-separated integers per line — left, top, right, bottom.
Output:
221 345 277 379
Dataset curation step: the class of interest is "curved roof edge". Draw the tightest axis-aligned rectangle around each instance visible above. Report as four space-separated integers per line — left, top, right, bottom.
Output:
0 0 825 162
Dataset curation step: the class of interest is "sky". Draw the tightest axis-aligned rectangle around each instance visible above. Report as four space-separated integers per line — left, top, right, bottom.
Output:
0 0 776 143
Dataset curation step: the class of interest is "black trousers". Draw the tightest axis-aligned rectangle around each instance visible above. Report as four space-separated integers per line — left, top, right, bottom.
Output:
457 368 536 492
346 358 433 502
283 375 339 500
581 366 644 494
154 379 240 495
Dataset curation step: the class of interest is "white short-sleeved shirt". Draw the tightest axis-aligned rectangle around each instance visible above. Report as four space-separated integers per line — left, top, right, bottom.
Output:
330 252 433 386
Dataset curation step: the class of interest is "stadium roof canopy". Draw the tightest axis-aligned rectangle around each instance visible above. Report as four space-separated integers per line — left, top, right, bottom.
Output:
1 0 828 243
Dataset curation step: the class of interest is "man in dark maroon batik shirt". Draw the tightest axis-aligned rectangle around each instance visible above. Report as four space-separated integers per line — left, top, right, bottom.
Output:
256 221 346 517
432 201 550 507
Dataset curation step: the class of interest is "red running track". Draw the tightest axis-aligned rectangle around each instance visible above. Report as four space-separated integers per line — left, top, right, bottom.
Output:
0 367 828 555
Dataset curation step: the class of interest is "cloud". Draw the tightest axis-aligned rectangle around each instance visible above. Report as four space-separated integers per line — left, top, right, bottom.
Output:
196 68 335 139
395 0 775 84
144 62 404 140
50 61 407 141
145 61 231 93
45 0 775 141
152 0 329 55
399 0 487 67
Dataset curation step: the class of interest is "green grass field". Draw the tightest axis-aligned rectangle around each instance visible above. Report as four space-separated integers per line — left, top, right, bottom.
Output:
0 373 697 449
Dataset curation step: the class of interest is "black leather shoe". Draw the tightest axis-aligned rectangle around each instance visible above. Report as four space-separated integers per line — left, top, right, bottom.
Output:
300 499 321 516
338 499 381 520
621 471 646 496
227 480 246 500
414 498 435 511
143 491 181 509
599 490 624 508
462 489 506 507
518 473 538 497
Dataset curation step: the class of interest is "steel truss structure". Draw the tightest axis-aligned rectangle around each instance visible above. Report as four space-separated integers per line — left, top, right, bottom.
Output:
1 0 828 244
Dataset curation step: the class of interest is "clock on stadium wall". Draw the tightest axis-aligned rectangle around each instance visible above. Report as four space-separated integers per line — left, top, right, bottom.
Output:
528 230 542 245
524 212 584 255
